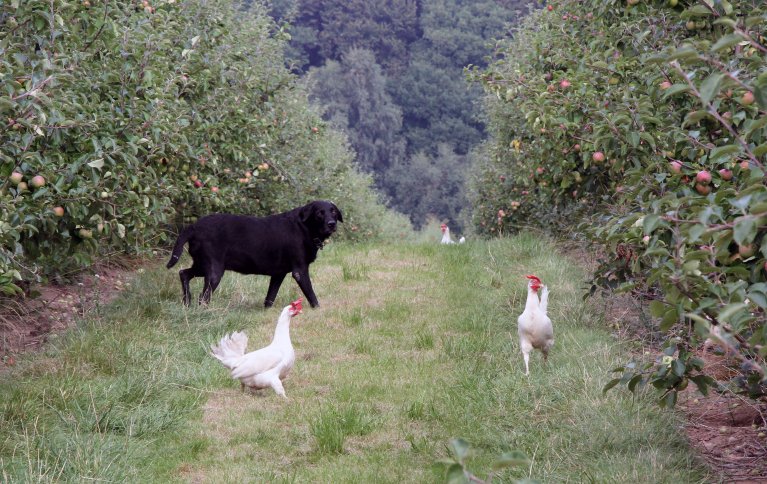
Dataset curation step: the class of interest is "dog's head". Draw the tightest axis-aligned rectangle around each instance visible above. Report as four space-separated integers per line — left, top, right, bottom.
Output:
299 200 343 239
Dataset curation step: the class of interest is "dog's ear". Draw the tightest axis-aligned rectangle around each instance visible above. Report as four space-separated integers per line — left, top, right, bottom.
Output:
299 202 316 223
332 203 343 223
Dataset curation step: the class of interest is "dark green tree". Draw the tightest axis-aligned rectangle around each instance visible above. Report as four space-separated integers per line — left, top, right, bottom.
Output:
307 49 406 176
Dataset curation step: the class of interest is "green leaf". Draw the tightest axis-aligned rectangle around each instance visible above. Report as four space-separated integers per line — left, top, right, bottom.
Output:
711 33 745 52
699 72 725 106
733 217 756 246
747 290 767 309
754 82 767 111
492 451 530 470
650 300 666 317
687 224 706 243
683 110 712 126
665 390 678 408
672 359 686 377
690 375 712 396
713 18 737 29
643 214 661 235
662 83 691 99
450 438 470 462
709 144 740 161
445 463 467 484
603 378 621 393
718 302 747 323
683 5 714 17
667 46 700 61
660 309 678 332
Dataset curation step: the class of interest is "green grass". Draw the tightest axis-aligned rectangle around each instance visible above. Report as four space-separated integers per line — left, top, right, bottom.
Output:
0 235 711 482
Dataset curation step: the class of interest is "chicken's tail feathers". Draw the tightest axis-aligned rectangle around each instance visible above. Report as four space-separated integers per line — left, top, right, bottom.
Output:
540 285 550 313
210 331 248 369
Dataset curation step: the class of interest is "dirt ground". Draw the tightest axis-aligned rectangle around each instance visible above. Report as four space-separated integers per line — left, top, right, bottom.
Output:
1 250 766 481
0 259 143 362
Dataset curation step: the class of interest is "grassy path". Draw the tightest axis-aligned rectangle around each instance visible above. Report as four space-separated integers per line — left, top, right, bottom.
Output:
0 236 710 482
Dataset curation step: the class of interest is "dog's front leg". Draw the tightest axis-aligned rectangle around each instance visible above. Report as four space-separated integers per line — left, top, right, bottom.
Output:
264 273 287 308
292 268 319 308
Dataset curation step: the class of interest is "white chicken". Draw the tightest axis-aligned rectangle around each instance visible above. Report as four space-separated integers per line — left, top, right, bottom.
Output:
517 275 554 376
440 223 455 244
211 298 303 398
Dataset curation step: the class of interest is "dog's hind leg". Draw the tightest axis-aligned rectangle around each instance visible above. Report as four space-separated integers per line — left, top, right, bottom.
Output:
179 268 199 306
264 273 287 308
200 265 225 305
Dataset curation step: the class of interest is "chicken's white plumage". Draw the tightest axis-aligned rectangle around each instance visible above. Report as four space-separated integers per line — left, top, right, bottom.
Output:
440 223 455 244
517 275 554 376
211 299 302 398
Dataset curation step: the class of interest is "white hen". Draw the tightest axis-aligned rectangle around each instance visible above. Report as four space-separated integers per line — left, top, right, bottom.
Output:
211 298 302 398
517 275 554 376
440 223 455 244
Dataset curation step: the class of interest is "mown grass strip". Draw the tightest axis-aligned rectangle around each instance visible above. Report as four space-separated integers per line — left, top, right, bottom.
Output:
0 236 710 482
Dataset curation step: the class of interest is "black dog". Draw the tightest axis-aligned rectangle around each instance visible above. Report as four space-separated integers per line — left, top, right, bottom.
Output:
166 200 342 308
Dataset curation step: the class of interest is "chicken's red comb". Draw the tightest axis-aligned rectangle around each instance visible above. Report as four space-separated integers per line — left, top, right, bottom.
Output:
526 274 542 284
290 298 303 313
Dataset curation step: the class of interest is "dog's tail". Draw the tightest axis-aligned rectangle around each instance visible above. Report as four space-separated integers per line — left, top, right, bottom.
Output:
166 226 193 269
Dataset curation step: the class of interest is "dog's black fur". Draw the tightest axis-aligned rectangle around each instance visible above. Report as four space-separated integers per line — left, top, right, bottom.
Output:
166 200 342 308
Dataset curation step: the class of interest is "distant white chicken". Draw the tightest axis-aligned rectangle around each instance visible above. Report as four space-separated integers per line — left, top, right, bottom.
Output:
517 275 554 376
440 223 455 244
211 298 302 398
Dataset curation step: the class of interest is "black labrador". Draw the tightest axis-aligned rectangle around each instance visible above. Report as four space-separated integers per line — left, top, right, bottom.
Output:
166 200 342 308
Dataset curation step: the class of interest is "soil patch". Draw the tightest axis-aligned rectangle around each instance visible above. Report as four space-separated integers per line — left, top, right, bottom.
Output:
0 258 148 364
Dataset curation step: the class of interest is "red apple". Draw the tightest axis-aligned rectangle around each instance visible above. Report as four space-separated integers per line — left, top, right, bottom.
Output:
740 161 750 170
573 143 581 152
547 4 553 11
738 244 755 258
30 175 46 188
695 183 711 195
660 80 672 90
670 161 683 173
211 186 219 193
695 170 712 184
193 180 203 188
559 79 571 89
536 167 545 175
499 175 506 182
311 127 319 133
718 168 733 181
9 172 23 185
592 151 606 163
16 182 28 192
53 206 65 217
742 91 755 105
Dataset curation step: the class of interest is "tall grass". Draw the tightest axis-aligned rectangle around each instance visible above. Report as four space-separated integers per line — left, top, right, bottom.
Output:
0 236 711 482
